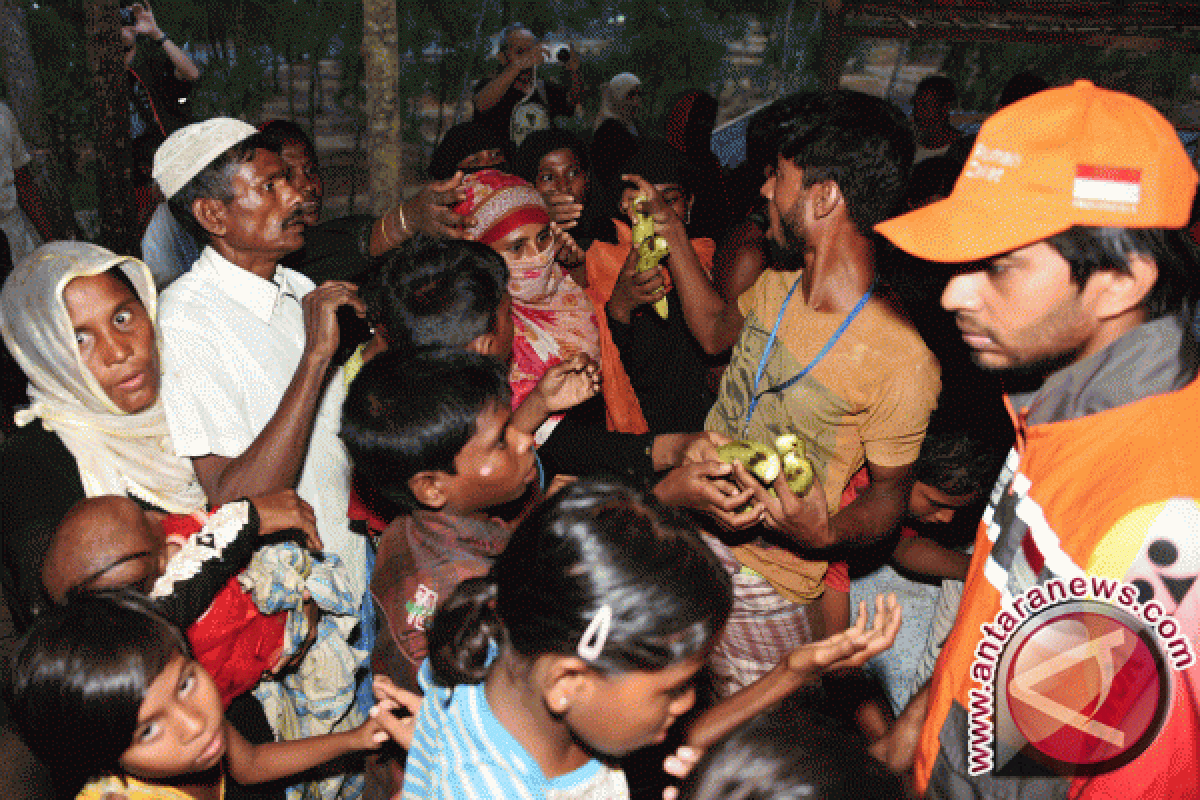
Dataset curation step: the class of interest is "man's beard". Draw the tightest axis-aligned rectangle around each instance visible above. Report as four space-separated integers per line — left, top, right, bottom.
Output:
771 210 808 272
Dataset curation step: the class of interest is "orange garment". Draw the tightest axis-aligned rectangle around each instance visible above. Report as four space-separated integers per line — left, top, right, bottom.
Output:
584 219 716 435
915 375 1200 798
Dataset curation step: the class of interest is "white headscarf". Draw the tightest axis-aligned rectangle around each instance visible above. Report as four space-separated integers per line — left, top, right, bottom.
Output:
0 241 207 513
594 72 642 133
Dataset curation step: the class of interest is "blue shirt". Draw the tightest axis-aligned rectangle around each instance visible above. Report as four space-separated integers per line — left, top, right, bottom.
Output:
401 658 629 800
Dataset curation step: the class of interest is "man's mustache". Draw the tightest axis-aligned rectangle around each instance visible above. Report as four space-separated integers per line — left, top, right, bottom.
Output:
284 203 320 227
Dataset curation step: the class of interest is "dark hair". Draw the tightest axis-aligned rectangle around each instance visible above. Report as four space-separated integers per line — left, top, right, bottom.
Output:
258 119 317 162
902 154 962 211
361 233 509 356
678 708 906 800
427 121 510 181
7 590 190 793
772 90 914 234
619 138 694 197
427 478 732 686
913 412 1008 498
166 133 264 242
996 72 1049 110
340 348 512 510
915 74 957 107
1046 226 1200 381
1045 226 1200 322
745 102 790 177
513 128 590 185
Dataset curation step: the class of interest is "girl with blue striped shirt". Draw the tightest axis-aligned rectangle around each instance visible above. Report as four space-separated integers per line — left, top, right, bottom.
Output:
400 479 733 800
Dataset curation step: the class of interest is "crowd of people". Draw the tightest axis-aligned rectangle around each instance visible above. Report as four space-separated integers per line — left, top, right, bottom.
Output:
0 17 1198 800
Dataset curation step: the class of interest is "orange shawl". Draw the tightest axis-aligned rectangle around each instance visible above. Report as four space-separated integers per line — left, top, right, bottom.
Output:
584 220 716 434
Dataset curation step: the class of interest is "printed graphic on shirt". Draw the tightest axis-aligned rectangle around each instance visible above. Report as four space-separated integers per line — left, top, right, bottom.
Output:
405 584 438 631
511 100 550 147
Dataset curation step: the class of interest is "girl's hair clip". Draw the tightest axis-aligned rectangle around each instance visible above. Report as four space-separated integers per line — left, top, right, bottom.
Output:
577 604 613 661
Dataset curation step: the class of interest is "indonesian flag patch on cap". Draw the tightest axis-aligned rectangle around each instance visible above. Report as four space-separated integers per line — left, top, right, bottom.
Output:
1073 165 1142 212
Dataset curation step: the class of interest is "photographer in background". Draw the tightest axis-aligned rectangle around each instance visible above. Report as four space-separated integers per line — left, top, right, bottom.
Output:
473 24 583 148
121 1 200 229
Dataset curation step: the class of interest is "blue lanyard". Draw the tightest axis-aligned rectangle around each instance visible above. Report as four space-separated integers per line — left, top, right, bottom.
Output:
743 277 873 435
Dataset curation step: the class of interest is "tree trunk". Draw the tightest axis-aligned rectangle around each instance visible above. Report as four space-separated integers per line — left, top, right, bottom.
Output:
363 0 401 216
0 0 78 240
83 0 138 255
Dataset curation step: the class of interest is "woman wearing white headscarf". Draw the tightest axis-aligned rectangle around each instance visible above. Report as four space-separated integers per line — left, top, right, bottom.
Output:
591 72 642 185
0 241 206 628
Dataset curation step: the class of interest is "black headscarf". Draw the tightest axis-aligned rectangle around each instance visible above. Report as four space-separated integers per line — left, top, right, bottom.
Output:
427 121 511 180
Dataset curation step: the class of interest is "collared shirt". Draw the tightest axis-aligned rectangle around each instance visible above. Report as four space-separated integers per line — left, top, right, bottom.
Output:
158 246 364 595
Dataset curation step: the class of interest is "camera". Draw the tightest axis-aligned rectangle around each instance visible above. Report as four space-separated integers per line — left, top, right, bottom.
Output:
544 43 571 64
118 6 137 26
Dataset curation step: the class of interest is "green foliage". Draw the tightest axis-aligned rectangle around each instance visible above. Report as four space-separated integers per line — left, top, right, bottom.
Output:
935 39 1200 113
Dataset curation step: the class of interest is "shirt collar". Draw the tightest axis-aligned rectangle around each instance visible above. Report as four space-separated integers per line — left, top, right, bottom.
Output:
1012 313 1197 425
197 246 296 323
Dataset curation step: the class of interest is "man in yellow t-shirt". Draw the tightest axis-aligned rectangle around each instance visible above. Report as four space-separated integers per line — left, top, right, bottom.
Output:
653 90 939 694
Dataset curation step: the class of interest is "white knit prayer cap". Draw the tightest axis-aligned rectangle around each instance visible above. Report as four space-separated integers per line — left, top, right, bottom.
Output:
153 117 258 200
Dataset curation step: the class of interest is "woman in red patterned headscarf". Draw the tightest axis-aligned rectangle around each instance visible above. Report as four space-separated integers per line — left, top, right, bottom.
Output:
452 169 647 440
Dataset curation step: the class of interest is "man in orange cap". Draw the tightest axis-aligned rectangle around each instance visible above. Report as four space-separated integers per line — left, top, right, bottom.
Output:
874 80 1200 798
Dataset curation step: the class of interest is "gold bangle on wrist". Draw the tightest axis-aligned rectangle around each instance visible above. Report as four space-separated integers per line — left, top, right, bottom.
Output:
396 203 409 239
380 210 396 249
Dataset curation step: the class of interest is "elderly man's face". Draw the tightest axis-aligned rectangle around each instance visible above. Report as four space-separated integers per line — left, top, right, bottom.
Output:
219 148 312 261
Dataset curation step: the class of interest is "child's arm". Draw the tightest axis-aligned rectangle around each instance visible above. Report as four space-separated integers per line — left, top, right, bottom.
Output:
510 352 600 435
683 594 901 751
224 676 422 783
892 535 970 582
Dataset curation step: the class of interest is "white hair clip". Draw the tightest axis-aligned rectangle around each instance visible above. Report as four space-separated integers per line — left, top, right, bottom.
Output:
577 604 613 661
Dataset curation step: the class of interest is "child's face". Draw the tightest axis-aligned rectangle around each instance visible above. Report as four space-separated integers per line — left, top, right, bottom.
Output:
909 481 977 526
621 182 689 224
567 651 704 757
441 401 537 513
118 653 225 781
534 148 588 203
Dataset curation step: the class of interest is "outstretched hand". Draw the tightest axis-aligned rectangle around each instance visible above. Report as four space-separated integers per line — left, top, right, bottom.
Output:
403 172 472 238
364 675 424 751
534 352 600 413
128 3 159 35
786 592 901 674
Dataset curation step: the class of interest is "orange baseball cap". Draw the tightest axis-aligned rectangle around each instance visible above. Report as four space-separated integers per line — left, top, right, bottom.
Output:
876 80 1198 263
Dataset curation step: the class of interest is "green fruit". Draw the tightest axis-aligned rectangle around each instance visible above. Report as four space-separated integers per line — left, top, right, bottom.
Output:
775 433 814 495
716 440 781 485
632 196 670 319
